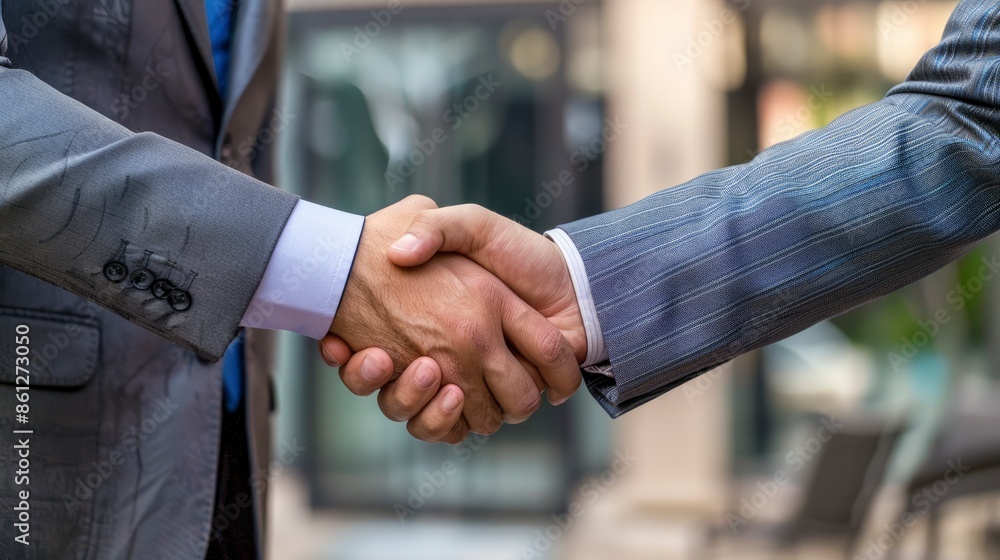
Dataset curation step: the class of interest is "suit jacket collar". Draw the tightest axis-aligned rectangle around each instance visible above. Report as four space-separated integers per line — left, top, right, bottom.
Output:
175 0 279 122
222 0 279 133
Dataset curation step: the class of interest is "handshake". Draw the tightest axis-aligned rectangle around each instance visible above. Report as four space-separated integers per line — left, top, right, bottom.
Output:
321 195 589 444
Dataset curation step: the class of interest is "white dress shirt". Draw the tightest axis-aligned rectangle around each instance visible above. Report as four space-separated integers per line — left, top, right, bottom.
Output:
239 200 363 339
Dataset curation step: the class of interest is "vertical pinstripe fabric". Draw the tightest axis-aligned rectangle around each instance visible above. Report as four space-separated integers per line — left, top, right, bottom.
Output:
561 0 1000 417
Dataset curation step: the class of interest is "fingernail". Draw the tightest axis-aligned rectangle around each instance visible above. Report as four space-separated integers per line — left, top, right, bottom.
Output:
321 347 340 367
391 233 420 252
550 395 570 406
414 362 435 389
361 356 382 382
442 391 461 413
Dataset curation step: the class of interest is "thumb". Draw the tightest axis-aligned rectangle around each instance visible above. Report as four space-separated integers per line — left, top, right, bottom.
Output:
388 205 499 268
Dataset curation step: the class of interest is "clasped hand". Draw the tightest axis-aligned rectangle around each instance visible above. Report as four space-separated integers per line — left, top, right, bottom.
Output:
321 195 587 443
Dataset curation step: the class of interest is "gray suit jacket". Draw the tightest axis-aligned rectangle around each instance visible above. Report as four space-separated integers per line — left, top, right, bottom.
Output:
563 0 1000 418
0 1 297 558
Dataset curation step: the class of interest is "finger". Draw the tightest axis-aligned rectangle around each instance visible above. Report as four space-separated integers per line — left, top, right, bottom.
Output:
482 345 544 426
319 334 353 367
450 361 504 436
500 293 581 406
437 413 471 445
336 347 395 397
377 357 444 422
502 353 546 424
389 205 508 267
406 385 468 443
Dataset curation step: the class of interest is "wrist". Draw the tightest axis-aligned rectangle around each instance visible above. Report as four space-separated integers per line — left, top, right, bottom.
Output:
544 228 607 368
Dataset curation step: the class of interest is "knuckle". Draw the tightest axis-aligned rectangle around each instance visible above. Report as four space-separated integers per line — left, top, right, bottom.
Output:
377 392 413 423
505 391 541 421
407 421 441 443
465 272 496 293
466 401 502 435
411 209 437 230
410 418 451 442
537 327 569 367
455 203 486 218
403 194 437 209
339 371 373 397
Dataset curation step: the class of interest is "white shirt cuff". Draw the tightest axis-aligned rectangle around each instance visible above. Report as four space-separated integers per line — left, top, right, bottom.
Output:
240 199 365 340
544 228 611 374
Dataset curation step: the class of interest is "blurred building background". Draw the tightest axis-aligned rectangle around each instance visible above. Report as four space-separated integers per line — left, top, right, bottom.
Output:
262 0 1000 558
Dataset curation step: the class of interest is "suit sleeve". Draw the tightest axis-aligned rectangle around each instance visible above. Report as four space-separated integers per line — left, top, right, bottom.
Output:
0 35 299 361
560 0 1000 417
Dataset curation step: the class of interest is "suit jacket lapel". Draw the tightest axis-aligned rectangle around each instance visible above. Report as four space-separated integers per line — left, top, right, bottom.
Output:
1 0 9 59
222 0 278 129
174 0 220 93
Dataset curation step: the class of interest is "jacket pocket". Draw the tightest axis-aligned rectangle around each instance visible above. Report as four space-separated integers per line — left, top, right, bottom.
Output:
0 306 99 388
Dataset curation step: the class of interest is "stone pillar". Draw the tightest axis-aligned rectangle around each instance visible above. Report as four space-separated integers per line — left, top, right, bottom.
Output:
560 0 737 557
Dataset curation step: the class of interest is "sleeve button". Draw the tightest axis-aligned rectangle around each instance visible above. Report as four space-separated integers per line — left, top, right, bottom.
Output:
151 279 175 299
130 268 155 290
104 262 128 283
167 290 192 312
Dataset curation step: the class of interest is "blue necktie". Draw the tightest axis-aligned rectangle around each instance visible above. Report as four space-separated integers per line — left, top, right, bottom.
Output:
206 0 241 412
205 0 234 98
221 333 245 413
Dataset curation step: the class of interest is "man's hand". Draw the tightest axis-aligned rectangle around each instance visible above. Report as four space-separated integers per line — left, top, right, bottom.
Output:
388 205 586 365
327 196 580 442
324 203 587 442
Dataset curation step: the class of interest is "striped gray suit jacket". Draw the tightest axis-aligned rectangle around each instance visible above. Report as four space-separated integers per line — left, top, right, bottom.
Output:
562 0 1000 417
